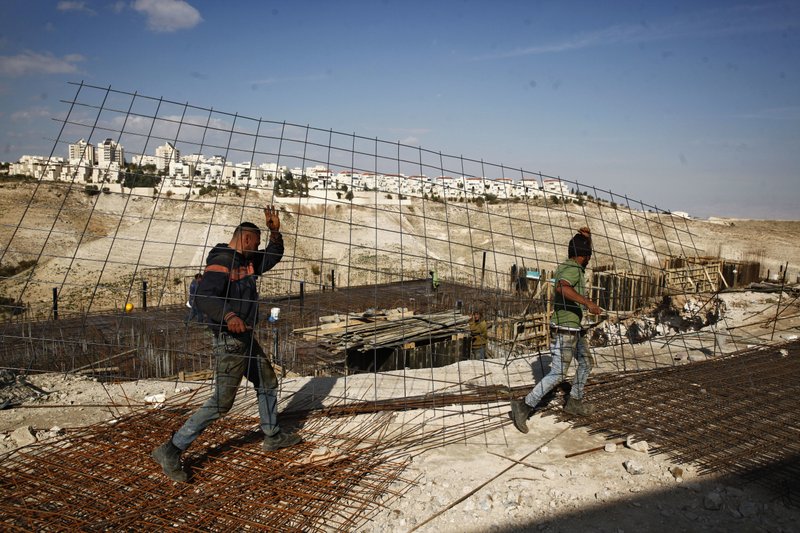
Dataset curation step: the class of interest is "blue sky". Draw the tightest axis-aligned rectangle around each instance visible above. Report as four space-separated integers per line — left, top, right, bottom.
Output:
1 0 798 219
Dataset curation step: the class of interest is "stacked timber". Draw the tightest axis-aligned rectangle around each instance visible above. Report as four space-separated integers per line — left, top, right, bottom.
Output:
293 308 469 354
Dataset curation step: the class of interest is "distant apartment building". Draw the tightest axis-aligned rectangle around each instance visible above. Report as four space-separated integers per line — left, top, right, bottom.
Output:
155 142 180 172
11 155 65 180
68 139 95 166
491 178 514 198
542 178 571 199
97 138 124 167
131 154 158 166
67 139 96 182
463 177 486 196
517 177 543 198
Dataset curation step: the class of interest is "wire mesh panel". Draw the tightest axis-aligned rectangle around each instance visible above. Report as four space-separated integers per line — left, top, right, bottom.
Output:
0 82 796 527
0 81 719 383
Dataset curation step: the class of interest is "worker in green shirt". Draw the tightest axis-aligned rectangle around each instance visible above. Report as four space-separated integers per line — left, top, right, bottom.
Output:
510 227 602 433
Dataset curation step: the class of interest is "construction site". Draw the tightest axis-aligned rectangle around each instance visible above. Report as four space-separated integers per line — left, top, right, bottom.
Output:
1 83 799 532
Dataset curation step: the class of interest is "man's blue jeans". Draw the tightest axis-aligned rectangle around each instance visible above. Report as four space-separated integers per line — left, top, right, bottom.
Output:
524 330 593 408
472 346 487 360
172 332 280 451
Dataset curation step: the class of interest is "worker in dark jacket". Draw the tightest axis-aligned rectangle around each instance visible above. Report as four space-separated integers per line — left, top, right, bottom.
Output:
152 206 300 482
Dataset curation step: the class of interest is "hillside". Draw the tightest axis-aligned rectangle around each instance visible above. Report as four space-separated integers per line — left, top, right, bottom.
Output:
2 181 797 317
1 180 799 531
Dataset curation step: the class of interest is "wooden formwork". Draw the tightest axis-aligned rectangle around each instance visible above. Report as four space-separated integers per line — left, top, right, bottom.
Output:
590 268 663 313
492 310 551 353
662 257 726 294
720 260 761 288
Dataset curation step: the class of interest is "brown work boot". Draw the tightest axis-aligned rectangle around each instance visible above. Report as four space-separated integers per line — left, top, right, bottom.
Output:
510 399 534 434
151 439 188 482
263 430 302 451
563 396 595 417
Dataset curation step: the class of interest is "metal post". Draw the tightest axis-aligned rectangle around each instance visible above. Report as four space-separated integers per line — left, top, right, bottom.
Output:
299 281 305 302
268 307 281 376
771 261 789 341
142 280 148 311
480 251 487 288
52 287 58 320
331 269 335 290
273 327 280 375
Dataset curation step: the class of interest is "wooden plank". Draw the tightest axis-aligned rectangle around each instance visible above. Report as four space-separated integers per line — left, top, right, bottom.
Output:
718 266 729 289
77 366 119 375
167 369 214 381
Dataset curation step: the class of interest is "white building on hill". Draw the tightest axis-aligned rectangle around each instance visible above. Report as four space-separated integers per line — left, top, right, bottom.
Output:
155 142 180 172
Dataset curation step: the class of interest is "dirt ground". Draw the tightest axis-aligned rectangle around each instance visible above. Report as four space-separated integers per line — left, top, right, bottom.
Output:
1 182 799 531
2 287 799 532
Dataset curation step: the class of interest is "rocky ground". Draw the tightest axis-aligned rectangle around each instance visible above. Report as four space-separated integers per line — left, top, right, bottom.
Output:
2 288 799 532
1 182 799 531
1 366 798 532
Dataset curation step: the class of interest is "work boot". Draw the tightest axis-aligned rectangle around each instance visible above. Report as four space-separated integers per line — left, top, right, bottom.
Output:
563 396 595 417
263 430 302 451
151 439 188 482
510 399 534 434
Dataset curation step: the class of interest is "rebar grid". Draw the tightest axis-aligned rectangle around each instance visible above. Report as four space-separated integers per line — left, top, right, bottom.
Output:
0 403 414 531
563 339 800 506
2 340 799 527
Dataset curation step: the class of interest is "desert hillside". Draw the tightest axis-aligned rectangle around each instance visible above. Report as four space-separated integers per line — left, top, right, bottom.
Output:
2 181 797 316
1 180 799 531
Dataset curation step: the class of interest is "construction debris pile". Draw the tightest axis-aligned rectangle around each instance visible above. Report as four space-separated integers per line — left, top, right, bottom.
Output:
0 370 49 409
588 295 725 347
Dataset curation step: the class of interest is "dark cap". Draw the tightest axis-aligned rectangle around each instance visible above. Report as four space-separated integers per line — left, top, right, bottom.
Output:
568 233 592 258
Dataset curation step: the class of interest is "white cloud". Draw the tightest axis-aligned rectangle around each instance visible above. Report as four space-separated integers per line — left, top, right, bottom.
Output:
132 0 202 33
473 4 793 61
57 1 96 15
0 51 85 77
10 107 52 122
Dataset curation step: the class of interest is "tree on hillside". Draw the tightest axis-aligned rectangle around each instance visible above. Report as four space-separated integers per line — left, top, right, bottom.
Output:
121 170 161 189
